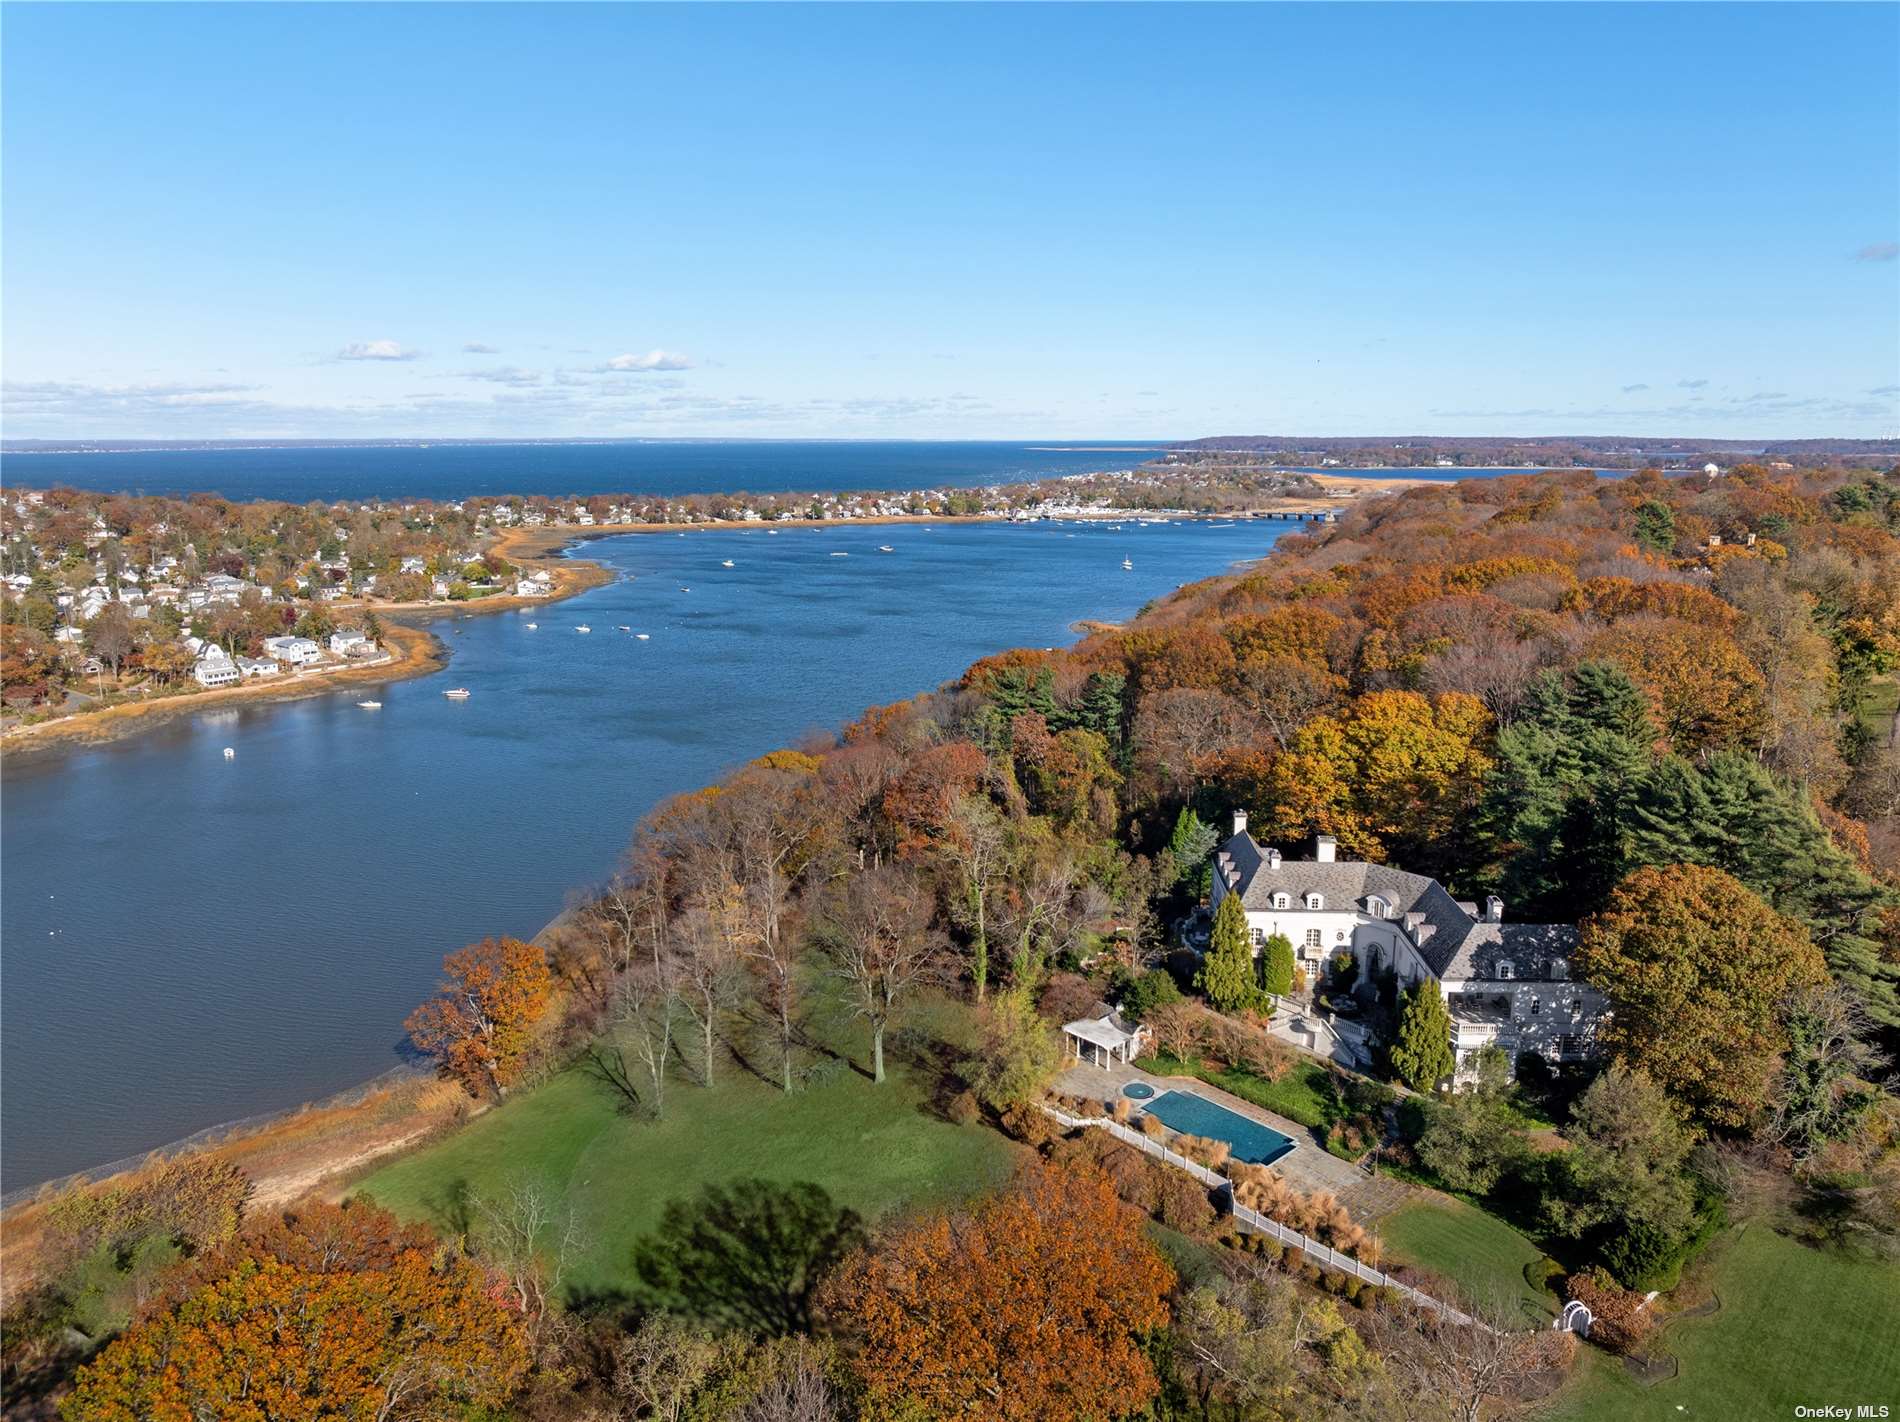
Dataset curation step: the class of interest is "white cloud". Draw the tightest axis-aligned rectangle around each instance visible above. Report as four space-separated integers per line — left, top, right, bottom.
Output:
458 366 543 387
1620 383 1650 393
602 349 693 373
336 340 423 361
462 341 501 354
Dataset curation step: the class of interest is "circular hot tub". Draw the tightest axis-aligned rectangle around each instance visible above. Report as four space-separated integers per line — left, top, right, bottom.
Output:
1122 1082 1156 1101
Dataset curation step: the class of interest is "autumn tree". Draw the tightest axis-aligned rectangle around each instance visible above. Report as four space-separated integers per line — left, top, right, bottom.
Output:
84 604 136 678
62 1200 529 1422
1576 864 1827 1128
1390 979 1455 1092
822 1162 1173 1421
405 937 554 1098
819 865 945 1082
1261 690 1493 872
1198 892 1259 1013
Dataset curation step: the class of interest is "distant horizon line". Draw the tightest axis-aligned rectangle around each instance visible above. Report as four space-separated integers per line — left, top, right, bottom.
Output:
5 432 1894 454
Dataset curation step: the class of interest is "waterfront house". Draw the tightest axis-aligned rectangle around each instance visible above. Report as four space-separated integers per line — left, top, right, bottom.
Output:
235 656 280 679
1210 812 1606 1079
193 647 241 688
262 635 322 666
1062 1001 1151 1068
329 628 373 657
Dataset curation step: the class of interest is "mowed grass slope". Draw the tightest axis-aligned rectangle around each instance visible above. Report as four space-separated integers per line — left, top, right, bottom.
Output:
1376 1195 1555 1327
1541 1225 1900 1421
356 1034 1018 1301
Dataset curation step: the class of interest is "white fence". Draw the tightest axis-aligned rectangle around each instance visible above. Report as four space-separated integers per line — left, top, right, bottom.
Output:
1042 1105 1486 1331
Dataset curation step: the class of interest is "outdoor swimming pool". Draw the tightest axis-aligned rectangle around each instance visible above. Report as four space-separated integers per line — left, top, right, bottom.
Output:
1141 1090 1297 1165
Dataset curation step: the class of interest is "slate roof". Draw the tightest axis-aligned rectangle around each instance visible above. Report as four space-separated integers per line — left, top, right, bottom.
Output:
1213 833 1578 982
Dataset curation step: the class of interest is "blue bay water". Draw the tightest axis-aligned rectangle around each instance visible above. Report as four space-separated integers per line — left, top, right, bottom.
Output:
1 518 1282 1190
0 440 1167 503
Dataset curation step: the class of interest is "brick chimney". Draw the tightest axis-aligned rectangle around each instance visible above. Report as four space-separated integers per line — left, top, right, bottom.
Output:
1232 808 1248 837
1485 895 1504 923
1315 834 1337 864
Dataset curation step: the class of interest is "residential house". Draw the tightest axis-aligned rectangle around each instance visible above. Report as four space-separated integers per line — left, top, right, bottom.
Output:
193 647 241 688
1209 812 1606 1079
329 629 373 657
235 656 280 679
261 635 322 666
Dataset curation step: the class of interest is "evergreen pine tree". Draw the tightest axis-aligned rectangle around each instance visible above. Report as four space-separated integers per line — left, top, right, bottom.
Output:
1166 807 1219 888
1633 499 1677 552
1389 979 1456 1091
1197 893 1257 1014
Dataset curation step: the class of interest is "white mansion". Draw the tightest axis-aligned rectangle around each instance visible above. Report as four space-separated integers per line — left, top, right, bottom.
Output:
1210 811 1607 1077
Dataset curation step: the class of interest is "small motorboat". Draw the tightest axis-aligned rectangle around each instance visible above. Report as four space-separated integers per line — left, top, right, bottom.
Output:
878 544 894 552
444 688 471 699
575 625 591 633
357 700 382 709
679 586 691 592
830 551 849 558
222 747 235 760
525 622 537 630
721 559 735 568
635 633 650 640
616 624 631 632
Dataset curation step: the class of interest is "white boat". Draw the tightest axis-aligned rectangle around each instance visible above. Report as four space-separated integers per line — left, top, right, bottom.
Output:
679 586 691 592
878 544 895 552
525 622 537 629
830 551 849 557
222 746 235 760
635 633 650 640
1122 558 1134 570
721 559 735 568
575 625 591 633
616 624 631 632
444 688 471 699
357 700 382 709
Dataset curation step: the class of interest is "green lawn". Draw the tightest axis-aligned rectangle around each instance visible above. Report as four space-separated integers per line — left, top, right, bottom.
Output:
356 1028 1018 1302
1540 1225 1900 1421
1140 1051 1340 1130
1377 1195 1556 1327
1859 674 1899 738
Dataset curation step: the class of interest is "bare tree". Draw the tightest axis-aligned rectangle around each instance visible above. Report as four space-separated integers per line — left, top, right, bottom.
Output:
670 905 744 1088
939 793 1007 1001
1233 655 1338 747
611 966 678 1119
822 866 946 1083
612 1315 730 1422
471 1174 586 1342
1368 1298 1567 1422
736 1342 840 1422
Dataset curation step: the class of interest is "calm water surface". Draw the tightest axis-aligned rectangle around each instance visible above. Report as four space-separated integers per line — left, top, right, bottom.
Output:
2 518 1280 1189
0 440 1165 503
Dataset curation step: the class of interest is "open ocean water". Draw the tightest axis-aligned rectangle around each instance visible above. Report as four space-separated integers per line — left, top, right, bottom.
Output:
1 517 1282 1190
0 439 1169 503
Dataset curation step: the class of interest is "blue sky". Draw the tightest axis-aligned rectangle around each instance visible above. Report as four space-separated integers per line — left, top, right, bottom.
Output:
3 2 1895 441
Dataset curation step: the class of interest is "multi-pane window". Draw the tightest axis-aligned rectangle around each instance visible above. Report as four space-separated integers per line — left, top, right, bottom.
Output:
1304 928 1323 949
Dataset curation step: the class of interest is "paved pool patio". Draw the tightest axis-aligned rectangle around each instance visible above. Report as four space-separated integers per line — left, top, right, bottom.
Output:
1052 1060 1384 1210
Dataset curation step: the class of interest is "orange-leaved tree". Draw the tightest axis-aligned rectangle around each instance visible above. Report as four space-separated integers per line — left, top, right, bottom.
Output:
822 1160 1174 1421
61 1199 529 1422
405 937 554 1098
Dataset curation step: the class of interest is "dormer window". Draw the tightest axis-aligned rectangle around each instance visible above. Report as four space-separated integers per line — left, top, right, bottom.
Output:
1551 958 1569 980
1497 960 1515 980
1306 893 1324 911
1366 895 1388 919
1273 893 1290 910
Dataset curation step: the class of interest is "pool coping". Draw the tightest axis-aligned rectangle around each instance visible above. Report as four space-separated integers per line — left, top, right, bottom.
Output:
1137 1086 1299 1167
